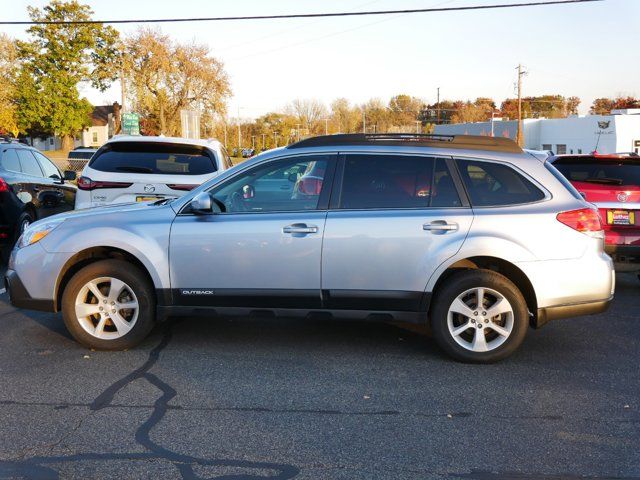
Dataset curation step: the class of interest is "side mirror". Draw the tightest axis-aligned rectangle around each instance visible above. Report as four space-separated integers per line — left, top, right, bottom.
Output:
191 192 222 215
64 170 77 181
242 184 255 200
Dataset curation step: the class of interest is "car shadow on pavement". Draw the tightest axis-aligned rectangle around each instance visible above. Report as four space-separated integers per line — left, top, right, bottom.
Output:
0 307 441 479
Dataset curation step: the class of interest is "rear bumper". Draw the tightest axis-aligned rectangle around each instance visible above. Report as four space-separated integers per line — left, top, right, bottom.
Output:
605 244 640 263
535 297 612 328
4 269 55 312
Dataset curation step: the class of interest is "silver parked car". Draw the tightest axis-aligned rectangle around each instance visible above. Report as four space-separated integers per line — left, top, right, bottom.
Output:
4 134 615 362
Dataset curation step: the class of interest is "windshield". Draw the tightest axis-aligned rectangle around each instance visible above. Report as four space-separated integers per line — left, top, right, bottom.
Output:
89 142 217 175
553 158 640 186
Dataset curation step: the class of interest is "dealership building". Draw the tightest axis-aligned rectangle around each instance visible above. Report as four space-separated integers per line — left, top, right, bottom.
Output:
433 109 640 155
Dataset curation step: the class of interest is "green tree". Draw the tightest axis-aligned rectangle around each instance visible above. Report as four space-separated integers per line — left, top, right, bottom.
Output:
16 0 120 150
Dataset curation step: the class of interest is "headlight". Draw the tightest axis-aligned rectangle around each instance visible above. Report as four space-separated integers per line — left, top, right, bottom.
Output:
17 219 64 249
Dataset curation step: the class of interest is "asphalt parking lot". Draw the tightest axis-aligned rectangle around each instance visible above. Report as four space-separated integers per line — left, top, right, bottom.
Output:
0 269 638 480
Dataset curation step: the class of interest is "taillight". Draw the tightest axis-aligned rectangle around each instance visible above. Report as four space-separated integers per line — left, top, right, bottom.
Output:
167 184 197 191
0 177 9 193
557 208 603 234
77 176 132 191
297 177 323 196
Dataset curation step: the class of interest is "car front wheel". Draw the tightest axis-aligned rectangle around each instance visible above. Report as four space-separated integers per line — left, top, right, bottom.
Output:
61 259 156 350
431 269 528 363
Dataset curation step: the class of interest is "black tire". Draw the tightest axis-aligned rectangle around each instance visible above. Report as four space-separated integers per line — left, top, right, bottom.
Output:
1 212 34 265
61 259 156 350
16 211 34 238
430 269 528 363
0 247 9 265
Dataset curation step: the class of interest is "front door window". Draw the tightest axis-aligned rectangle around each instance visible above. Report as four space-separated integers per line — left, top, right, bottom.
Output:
210 156 330 214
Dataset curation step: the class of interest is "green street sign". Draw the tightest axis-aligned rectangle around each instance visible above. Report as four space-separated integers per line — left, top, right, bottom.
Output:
121 112 140 135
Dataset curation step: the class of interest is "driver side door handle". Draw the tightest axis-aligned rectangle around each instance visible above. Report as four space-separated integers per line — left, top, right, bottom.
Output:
283 224 318 234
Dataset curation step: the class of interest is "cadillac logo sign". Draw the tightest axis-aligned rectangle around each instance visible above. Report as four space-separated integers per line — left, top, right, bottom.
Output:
617 192 628 203
143 184 156 193
597 121 611 130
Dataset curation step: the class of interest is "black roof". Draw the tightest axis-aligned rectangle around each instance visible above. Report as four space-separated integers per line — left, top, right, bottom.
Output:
287 133 523 154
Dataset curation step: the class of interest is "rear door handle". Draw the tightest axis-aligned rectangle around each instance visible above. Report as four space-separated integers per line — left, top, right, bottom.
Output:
283 224 318 234
423 221 459 232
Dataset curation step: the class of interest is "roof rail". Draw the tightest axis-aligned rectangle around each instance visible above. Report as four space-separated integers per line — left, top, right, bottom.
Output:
287 133 523 153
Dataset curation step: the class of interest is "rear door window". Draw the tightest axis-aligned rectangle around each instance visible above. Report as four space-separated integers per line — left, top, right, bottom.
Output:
338 154 461 209
33 151 61 179
457 159 545 207
552 157 640 186
16 150 44 177
1 149 21 172
89 142 217 175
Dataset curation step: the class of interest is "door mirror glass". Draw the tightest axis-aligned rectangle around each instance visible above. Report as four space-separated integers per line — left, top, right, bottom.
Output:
191 192 222 214
64 170 77 181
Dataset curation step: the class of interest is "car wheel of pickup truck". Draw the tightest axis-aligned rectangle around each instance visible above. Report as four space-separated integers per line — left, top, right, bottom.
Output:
61 259 155 350
431 269 528 363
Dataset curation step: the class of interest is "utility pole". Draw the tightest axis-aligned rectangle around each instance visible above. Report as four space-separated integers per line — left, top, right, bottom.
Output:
490 110 496 137
223 121 227 149
324 118 329 135
516 64 527 147
416 120 420 134
362 109 366 134
120 70 126 113
237 106 242 151
296 124 301 142
273 131 278 148
436 87 440 125
261 133 266 150
251 136 255 149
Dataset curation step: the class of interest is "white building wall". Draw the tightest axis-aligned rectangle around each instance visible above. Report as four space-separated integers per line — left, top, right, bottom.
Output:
613 116 640 153
434 114 640 155
81 126 109 148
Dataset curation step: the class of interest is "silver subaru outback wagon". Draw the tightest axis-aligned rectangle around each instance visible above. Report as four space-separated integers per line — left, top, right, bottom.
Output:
4 134 615 363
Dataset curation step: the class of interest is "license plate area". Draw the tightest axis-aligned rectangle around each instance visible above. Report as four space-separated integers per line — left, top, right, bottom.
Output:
606 209 635 226
136 196 163 202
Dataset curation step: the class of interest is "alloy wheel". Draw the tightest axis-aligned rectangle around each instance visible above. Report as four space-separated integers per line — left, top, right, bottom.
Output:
74 277 139 340
446 287 514 352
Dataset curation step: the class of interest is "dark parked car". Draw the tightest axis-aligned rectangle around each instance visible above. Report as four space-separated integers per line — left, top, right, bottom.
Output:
0 139 77 260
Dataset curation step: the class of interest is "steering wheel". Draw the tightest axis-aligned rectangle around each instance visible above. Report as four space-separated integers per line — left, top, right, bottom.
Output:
228 191 248 212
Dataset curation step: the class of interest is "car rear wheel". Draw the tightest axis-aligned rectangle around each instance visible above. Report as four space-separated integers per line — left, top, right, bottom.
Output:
61 260 155 350
431 269 528 363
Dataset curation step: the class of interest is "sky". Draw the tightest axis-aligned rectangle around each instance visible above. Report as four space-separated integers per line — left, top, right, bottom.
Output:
3 0 639 119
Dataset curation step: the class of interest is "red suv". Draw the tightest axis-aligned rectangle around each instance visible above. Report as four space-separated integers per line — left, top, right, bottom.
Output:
549 153 640 274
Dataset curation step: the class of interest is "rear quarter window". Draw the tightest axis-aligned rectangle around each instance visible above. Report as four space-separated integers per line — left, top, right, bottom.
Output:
0 149 21 172
89 142 217 175
457 159 545 207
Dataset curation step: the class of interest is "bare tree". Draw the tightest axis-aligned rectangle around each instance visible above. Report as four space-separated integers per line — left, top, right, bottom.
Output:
287 98 327 133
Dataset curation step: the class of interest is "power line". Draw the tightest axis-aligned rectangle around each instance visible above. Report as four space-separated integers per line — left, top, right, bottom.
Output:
228 0 458 62
1 0 602 25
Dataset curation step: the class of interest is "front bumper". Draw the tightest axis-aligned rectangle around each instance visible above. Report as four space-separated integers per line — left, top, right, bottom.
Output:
4 269 55 312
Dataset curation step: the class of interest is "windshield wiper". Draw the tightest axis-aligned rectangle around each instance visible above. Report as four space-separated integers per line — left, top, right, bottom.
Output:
582 177 624 185
115 166 154 173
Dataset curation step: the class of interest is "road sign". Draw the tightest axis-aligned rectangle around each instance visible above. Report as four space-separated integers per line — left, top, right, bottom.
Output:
121 112 140 135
